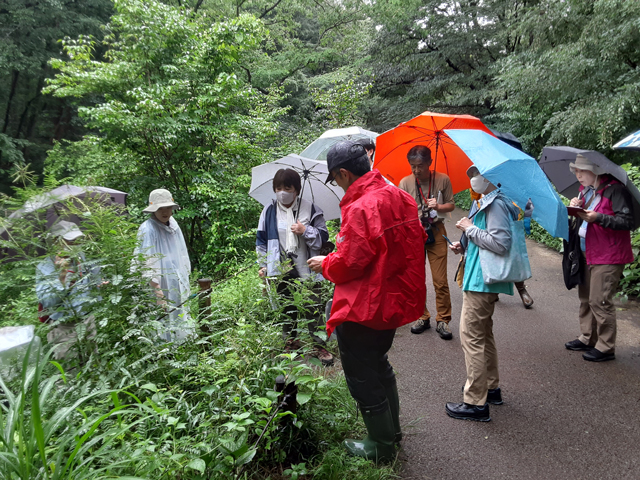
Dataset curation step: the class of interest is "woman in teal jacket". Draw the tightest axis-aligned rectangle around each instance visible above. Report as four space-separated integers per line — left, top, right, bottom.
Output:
446 165 521 423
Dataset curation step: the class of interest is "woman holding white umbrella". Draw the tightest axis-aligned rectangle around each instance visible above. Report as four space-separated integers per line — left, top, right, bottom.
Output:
256 168 334 365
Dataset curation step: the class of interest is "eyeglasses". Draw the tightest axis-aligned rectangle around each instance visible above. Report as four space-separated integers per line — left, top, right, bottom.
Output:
328 170 340 186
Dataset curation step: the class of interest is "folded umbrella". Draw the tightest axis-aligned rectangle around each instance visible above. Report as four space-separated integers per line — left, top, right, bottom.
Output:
445 129 569 240
540 146 640 229
249 154 344 221
300 126 378 161
375 112 495 192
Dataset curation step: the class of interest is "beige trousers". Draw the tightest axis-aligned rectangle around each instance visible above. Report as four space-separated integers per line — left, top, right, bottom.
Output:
423 222 452 323
460 290 500 406
578 264 624 354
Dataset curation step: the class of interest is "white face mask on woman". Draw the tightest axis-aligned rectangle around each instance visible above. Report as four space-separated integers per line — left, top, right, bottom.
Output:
470 174 491 194
276 190 297 206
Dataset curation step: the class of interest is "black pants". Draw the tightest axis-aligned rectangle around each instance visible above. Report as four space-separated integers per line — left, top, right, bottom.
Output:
336 321 396 412
276 273 325 344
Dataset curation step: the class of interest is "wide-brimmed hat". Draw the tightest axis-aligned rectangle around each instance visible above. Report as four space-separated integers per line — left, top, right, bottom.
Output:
50 220 84 241
325 141 369 183
142 189 179 213
569 154 603 175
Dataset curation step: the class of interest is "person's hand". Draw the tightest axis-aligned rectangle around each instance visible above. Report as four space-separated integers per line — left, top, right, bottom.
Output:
577 210 598 223
307 255 326 274
570 197 584 207
449 241 464 255
427 198 438 210
258 267 267 278
291 221 306 236
456 217 473 231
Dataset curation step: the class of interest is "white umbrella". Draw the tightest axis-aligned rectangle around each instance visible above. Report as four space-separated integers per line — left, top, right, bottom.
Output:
300 126 378 161
249 154 344 220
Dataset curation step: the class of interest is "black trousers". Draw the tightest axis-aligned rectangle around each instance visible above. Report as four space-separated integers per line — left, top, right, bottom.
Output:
275 273 325 344
335 321 396 412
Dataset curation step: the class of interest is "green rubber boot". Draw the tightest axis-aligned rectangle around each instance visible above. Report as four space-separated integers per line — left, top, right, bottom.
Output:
343 404 396 462
384 379 402 443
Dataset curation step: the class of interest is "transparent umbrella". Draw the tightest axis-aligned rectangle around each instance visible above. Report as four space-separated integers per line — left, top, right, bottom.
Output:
300 126 378 161
249 154 344 220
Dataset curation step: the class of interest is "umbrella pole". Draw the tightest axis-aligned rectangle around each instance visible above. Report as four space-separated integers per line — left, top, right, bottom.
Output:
430 132 441 199
295 170 309 222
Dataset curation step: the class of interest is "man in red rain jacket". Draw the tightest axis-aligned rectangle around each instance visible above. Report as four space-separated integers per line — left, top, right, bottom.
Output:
308 140 426 462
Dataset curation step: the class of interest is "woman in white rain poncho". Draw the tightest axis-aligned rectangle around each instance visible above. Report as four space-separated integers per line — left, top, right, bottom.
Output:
134 189 192 342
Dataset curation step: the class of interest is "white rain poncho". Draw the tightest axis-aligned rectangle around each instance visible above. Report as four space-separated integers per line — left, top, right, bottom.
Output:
134 217 193 342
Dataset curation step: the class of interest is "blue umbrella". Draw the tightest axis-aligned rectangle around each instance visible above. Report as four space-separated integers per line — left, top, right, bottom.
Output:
612 129 640 150
445 129 569 240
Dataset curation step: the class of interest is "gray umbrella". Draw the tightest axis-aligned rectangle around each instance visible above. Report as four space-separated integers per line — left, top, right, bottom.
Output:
1 185 128 260
539 146 640 227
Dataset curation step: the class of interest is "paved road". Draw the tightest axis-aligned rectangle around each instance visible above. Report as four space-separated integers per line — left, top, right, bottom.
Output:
391 208 640 480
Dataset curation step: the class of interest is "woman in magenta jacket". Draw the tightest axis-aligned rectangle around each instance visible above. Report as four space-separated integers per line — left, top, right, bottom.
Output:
564 154 635 362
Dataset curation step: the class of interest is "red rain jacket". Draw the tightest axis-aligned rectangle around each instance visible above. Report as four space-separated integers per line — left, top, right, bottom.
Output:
322 171 427 337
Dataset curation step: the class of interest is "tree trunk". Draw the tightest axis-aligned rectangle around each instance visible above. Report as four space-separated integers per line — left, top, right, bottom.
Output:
2 70 20 134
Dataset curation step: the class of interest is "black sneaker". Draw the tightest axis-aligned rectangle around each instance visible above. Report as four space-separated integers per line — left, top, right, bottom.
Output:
487 388 503 405
582 348 615 362
445 402 491 422
565 339 592 351
460 386 503 405
411 317 431 334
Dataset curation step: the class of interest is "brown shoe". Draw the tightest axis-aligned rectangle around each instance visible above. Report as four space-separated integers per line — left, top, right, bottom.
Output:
516 285 534 309
284 338 302 353
310 345 334 366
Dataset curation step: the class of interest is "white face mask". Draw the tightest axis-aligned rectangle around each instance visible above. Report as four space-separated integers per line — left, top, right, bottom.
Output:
276 190 297 205
470 174 491 194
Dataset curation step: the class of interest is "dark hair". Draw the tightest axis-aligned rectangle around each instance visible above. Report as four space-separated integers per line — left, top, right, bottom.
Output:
336 153 371 178
356 138 375 153
272 168 301 194
407 145 432 165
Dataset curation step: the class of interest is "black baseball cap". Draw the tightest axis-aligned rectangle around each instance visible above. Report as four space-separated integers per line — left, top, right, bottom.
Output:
325 141 368 184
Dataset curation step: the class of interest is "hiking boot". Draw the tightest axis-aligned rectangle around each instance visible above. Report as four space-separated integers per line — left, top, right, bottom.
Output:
436 321 453 340
310 345 334 366
410 317 431 334
284 338 302 353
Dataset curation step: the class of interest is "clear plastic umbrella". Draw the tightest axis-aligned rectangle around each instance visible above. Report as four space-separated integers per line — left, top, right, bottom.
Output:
249 154 344 220
300 126 378 161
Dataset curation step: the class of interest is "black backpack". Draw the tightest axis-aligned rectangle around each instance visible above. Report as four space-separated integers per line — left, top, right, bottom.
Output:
562 217 585 290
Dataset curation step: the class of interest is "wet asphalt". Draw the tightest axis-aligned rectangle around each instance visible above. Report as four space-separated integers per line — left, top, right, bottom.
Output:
390 208 640 480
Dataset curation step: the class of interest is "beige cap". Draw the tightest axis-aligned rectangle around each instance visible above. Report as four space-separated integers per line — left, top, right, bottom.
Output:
142 189 179 213
569 153 602 175
50 220 84 241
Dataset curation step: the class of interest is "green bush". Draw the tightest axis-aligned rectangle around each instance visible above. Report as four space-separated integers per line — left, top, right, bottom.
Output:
0 188 396 479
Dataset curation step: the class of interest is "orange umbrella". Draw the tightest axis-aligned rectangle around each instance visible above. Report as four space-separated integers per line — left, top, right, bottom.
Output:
374 112 495 193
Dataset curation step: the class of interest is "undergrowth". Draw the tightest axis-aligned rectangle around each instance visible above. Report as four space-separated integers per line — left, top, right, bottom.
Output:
0 193 398 479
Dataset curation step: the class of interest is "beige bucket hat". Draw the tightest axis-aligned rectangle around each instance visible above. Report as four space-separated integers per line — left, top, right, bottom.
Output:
142 189 179 213
569 153 603 175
